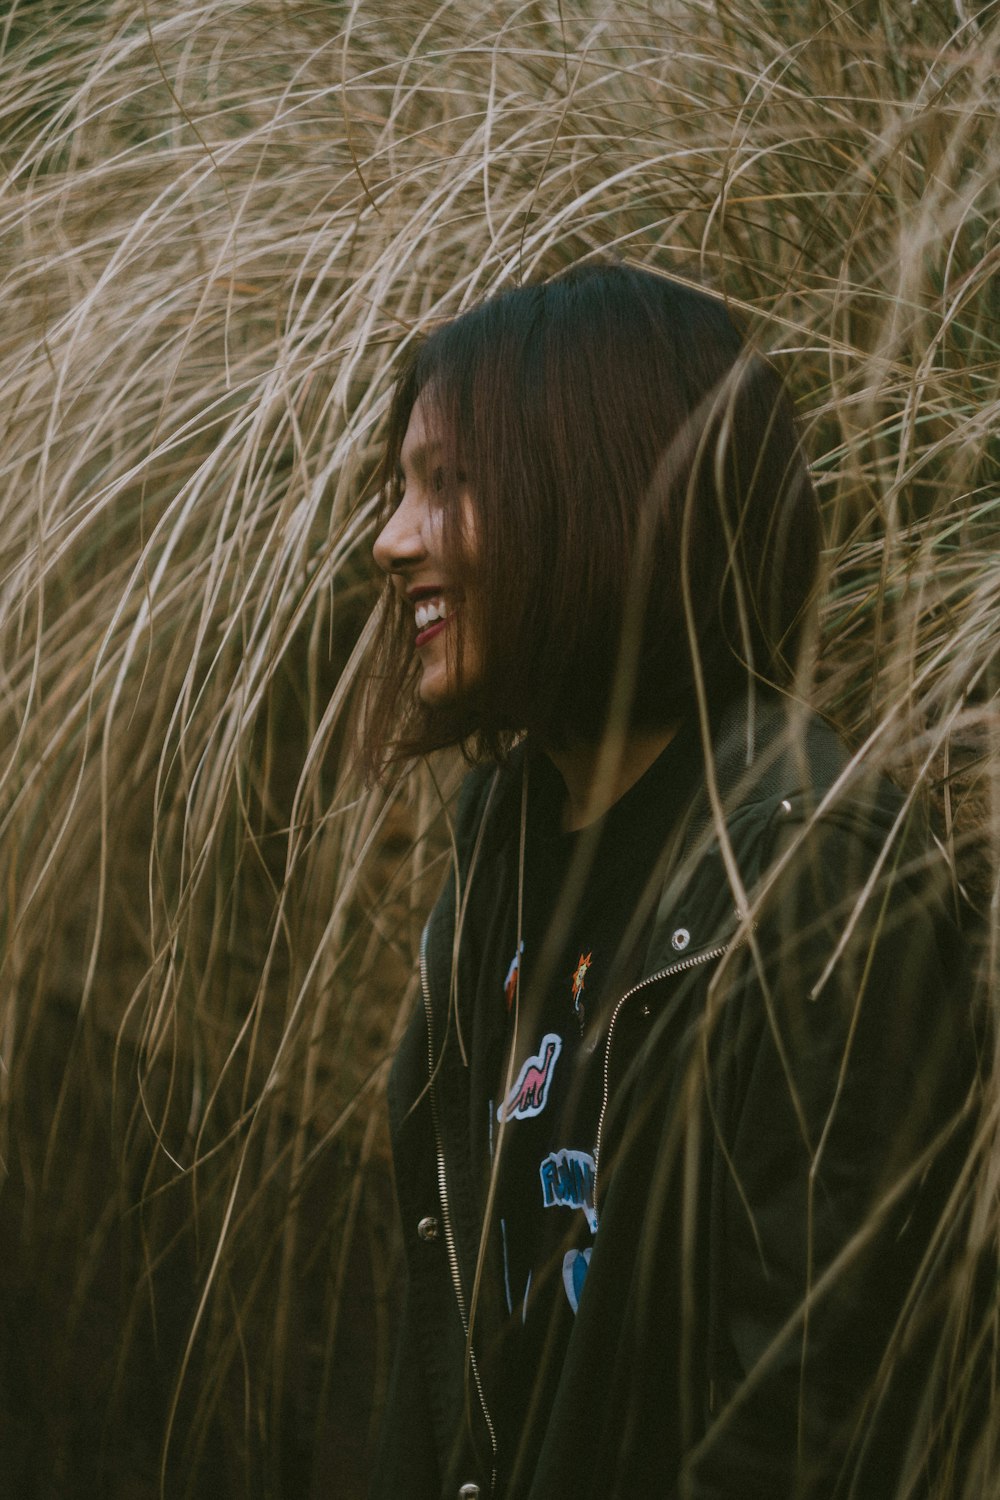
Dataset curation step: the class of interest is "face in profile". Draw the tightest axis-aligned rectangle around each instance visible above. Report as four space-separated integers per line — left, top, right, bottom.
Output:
372 392 480 707
363 266 820 776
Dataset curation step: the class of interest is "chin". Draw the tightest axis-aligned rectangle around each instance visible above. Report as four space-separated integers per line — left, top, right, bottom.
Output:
418 666 483 710
417 674 455 706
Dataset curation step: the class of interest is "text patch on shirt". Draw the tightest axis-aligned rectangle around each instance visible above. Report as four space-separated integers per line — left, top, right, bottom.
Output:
539 1147 598 1233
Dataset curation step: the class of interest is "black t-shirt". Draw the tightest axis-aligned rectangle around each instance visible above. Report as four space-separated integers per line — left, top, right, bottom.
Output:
485 721 704 1487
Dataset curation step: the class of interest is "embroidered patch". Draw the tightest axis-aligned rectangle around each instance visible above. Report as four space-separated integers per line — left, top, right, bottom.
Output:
570 951 592 1006
503 941 524 1011
497 1033 563 1122
571 951 593 1027
539 1148 598 1233
562 1247 592 1313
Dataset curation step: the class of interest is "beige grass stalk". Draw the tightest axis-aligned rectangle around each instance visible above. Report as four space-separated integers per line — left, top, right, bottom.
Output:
0 0 997 1494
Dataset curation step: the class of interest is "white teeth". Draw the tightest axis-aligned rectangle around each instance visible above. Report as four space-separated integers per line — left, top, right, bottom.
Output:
415 597 448 629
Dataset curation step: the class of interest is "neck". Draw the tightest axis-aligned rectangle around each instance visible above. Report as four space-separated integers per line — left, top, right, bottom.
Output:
543 724 677 832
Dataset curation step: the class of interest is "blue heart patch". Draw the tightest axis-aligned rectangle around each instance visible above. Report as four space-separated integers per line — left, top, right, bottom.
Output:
562 1247 592 1313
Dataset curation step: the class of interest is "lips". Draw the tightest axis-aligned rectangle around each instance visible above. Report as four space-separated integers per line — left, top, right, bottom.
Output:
415 616 449 648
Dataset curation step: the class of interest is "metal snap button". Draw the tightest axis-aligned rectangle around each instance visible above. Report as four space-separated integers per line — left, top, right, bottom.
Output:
781 798 792 813
417 1215 440 1242
671 927 690 952
640 1004 651 1018
458 1485 481 1499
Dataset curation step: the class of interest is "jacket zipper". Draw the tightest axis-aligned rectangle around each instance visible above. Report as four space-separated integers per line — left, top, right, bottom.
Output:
420 933 499 1493
592 940 734 1223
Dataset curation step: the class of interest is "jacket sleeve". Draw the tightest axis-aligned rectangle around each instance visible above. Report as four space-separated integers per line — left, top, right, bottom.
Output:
683 807 978 1499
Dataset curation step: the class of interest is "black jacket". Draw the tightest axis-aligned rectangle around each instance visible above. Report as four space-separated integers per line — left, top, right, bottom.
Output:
373 696 977 1500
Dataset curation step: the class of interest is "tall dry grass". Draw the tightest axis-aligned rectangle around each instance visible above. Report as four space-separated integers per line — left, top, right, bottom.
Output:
0 0 998 1494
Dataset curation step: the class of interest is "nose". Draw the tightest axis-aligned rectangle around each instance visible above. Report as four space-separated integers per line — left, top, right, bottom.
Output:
372 489 425 575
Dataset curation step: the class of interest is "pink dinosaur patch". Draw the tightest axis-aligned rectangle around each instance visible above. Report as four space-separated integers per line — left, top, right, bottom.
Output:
497 1032 563 1122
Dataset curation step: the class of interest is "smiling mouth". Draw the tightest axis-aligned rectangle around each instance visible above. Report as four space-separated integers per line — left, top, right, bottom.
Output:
412 593 454 648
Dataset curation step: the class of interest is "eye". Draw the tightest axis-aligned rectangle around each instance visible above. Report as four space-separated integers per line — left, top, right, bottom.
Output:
429 466 467 494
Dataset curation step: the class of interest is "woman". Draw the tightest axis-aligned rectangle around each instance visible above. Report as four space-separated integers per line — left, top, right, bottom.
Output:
365 264 975 1499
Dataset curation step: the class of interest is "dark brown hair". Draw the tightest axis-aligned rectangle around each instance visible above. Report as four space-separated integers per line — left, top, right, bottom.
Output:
363 262 820 772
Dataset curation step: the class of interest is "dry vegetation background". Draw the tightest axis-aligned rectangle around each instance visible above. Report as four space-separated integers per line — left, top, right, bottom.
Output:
1 0 998 1495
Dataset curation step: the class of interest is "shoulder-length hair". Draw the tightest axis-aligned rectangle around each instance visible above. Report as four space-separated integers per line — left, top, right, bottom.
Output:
363 262 820 773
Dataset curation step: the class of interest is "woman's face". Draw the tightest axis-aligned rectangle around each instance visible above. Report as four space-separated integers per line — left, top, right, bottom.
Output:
372 393 480 707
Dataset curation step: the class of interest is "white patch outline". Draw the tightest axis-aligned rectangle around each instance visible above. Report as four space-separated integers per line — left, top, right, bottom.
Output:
496 1031 563 1122
500 1217 513 1314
